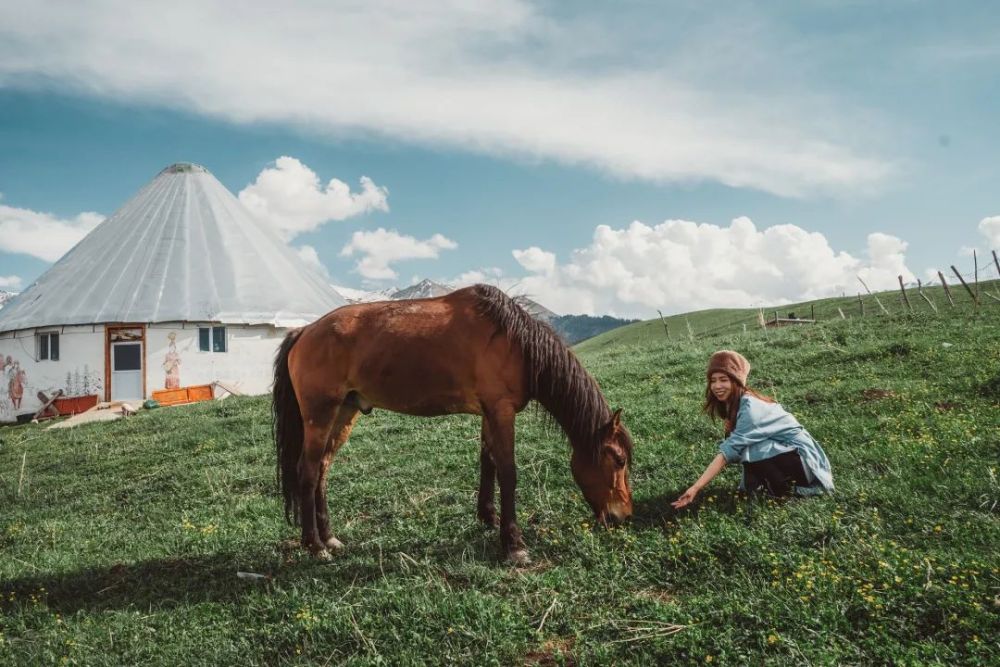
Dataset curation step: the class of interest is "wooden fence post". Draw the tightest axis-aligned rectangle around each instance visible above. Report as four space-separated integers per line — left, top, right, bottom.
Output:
656 310 670 340
993 250 1000 284
810 304 815 320
898 275 913 313
951 265 980 306
858 293 865 317
916 279 938 313
837 307 846 319
974 250 979 299
858 276 890 315
938 270 955 307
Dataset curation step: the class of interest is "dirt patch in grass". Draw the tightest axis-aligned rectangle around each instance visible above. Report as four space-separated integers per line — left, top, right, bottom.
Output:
861 388 896 401
934 400 960 411
637 587 676 604
524 637 576 666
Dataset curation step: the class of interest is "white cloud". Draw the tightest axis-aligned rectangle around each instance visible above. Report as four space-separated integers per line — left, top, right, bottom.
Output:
512 247 556 275
239 157 388 239
0 197 104 262
0 2 891 197
510 217 916 317
451 267 504 287
979 215 1000 248
340 228 457 280
296 244 329 277
0 275 22 289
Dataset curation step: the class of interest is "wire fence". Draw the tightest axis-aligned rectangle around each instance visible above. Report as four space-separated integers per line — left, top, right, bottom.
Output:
653 248 1000 343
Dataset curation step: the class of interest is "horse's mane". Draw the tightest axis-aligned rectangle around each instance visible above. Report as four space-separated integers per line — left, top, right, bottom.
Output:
472 284 620 460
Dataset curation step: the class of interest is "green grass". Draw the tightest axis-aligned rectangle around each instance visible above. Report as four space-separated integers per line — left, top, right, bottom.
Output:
1 300 999 665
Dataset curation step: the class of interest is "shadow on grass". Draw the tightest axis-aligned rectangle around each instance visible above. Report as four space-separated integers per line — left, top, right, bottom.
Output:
3 550 290 614
631 488 750 528
3 528 512 615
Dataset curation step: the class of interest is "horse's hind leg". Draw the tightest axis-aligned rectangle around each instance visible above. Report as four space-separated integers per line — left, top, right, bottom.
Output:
315 405 360 551
298 397 339 558
477 419 499 528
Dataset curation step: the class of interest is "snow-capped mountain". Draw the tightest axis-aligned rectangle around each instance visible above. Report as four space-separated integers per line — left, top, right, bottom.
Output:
332 284 399 303
390 279 453 300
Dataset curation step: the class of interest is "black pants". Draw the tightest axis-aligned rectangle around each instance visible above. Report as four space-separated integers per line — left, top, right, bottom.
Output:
743 451 809 498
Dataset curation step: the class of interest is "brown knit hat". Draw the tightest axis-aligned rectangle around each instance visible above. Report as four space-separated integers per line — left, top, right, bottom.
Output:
707 350 751 387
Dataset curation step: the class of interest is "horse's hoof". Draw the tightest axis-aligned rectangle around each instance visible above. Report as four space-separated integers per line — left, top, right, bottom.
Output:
507 549 531 566
324 536 344 551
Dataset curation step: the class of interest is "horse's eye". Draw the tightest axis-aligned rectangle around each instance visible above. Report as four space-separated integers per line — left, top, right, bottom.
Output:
607 450 626 468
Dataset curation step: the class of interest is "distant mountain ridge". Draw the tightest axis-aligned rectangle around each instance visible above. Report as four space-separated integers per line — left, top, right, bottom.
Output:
331 280 633 344
552 314 641 345
0 290 17 310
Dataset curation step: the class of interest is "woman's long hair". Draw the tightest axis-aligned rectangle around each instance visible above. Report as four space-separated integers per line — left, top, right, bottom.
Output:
702 372 774 435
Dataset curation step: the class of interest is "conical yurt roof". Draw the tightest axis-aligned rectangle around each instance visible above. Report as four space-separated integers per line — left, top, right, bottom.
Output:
0 163 346 333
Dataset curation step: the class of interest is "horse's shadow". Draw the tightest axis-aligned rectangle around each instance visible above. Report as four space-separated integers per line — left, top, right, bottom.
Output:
2 527 513 615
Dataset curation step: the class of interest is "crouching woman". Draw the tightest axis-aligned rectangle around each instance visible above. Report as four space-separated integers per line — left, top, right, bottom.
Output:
672 350 833 509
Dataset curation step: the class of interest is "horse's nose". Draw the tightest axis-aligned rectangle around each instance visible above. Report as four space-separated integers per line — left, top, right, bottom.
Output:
604 501 632 525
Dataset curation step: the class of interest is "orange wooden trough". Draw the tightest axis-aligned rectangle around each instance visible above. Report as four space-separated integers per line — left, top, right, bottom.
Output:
53 394 100 416
152 384 215 407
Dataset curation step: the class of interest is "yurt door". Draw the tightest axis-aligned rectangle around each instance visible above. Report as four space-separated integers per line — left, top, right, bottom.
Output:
111 342 143 400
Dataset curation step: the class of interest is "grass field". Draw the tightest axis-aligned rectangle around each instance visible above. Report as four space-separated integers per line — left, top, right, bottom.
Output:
1 296 999 665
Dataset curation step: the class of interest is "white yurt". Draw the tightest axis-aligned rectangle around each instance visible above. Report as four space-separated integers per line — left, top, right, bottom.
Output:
0 163 345 422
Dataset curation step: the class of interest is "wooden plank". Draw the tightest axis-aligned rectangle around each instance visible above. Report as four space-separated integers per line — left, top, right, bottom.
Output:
33 389 64 421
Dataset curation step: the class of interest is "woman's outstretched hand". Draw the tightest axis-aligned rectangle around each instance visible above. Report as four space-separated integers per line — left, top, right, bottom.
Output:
671 486 699 509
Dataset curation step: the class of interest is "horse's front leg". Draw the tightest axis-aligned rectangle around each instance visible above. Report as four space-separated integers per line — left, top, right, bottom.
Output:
477 419 498 528
315 405 360 552
488 405 529 565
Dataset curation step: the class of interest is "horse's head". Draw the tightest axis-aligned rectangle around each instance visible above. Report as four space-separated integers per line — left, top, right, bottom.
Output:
570 408 633 525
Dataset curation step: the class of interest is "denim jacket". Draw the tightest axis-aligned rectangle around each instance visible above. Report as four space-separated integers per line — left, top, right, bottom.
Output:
719 394 834 494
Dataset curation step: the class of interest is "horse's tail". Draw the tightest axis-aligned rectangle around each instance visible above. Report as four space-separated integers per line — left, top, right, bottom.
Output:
273 327 304 525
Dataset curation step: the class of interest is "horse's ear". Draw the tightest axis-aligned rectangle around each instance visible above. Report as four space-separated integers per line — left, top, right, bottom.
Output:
611 408 623 429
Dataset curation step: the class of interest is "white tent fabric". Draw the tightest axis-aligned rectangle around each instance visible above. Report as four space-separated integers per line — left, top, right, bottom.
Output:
0 164 347 333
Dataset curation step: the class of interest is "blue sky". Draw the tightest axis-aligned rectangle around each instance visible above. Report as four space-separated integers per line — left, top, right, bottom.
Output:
1 1 998 317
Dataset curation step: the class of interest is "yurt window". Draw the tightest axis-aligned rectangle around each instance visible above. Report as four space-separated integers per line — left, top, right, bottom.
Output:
37 332 60 361
198 326 227 353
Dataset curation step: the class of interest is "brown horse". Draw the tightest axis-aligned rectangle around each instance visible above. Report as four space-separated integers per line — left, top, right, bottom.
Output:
273 284 633 564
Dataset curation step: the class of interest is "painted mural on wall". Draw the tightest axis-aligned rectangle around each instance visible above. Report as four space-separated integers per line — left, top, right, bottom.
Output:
162 332 182 389
63 365 103 397
1 355 28 419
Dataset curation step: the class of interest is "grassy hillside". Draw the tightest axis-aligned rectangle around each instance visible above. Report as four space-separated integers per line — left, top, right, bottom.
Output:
1 302 998 664
552 314 639 345
577 278 1000 353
